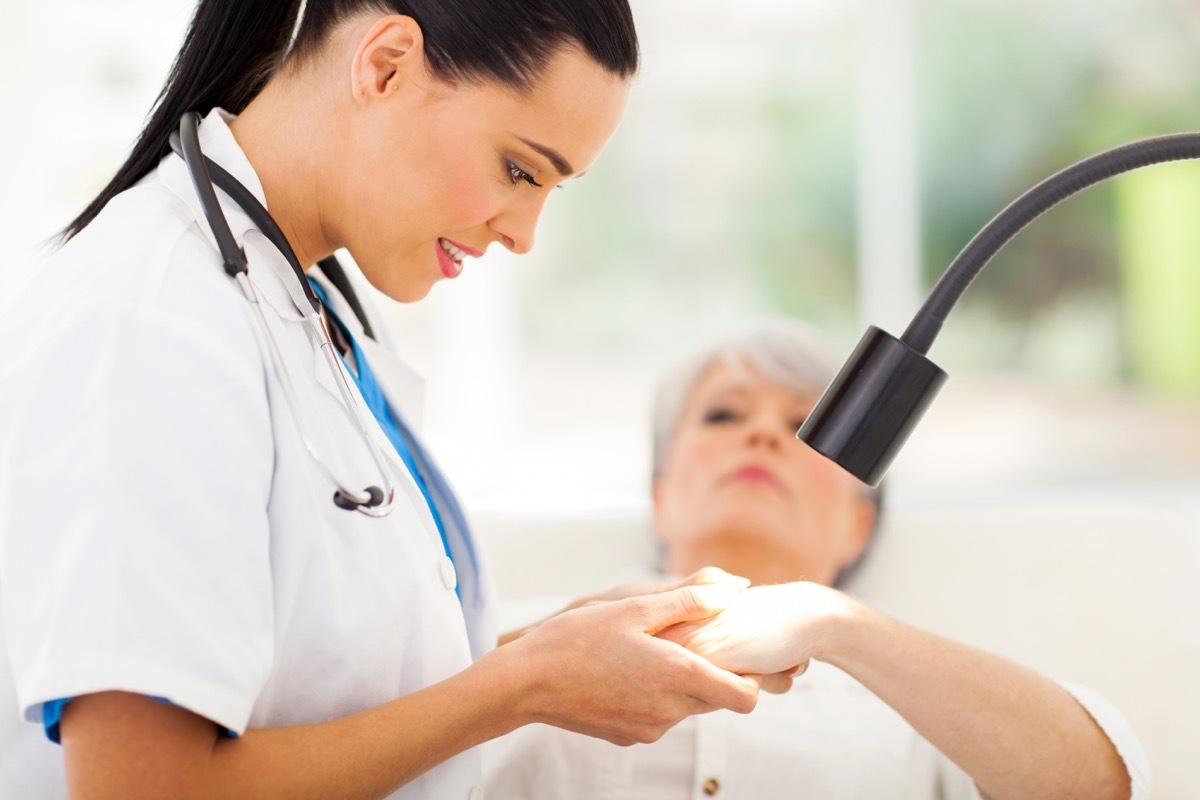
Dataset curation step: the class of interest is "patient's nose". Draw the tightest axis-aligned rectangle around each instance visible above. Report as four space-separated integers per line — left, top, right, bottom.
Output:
744 414 783 450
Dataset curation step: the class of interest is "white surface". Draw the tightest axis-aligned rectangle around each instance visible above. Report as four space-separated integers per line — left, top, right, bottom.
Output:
474 490 1200 799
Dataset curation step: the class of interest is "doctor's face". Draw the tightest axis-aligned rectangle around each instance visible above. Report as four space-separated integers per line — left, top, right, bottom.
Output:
340 46 630 302
653 361 875 587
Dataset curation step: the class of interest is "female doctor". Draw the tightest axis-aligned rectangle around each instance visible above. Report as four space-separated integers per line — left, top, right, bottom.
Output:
0 1 767 798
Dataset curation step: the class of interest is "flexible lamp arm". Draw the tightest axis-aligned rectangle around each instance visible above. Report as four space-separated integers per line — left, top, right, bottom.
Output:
797 133 1200 486
903 133 1200 354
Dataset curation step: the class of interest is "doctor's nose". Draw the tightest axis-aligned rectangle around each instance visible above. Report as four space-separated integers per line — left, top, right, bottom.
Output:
489 198 546 255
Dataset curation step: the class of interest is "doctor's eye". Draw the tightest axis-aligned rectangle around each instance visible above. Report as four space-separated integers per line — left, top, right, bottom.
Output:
506 160 543 188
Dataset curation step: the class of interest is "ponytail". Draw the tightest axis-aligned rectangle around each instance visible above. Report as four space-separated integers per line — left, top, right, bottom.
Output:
62 0 304 240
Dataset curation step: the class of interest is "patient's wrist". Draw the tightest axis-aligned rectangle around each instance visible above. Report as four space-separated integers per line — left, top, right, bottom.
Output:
813 594 892 669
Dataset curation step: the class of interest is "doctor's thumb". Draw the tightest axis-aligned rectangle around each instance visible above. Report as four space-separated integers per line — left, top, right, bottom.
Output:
639 581 744 635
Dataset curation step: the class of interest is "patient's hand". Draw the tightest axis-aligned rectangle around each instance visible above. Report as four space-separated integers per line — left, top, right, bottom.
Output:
657 582 852 677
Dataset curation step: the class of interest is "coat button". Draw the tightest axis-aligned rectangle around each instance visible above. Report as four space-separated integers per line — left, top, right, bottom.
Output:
467 787 484 800
702 777 720 796
439 556 458 591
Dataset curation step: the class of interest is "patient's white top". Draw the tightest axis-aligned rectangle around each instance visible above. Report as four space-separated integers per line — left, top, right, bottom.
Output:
483 659 1151 800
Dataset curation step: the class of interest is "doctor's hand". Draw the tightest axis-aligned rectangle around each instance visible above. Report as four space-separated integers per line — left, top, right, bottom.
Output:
566 566 749 609
657 581 854 678
497 567 748 647
526 568 801 695
567 568 801 695
491 577 763 746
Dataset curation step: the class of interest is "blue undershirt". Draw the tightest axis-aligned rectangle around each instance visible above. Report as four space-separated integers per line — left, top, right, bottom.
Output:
307 279 457 577
41 696 233 745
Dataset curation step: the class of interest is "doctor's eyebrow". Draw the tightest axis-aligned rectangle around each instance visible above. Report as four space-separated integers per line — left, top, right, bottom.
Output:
516 136 575 177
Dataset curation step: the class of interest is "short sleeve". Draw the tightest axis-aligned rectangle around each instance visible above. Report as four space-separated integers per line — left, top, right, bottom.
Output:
0 300 276 736
1061 681 1153 800
933 752 984 800
932 681 1153 800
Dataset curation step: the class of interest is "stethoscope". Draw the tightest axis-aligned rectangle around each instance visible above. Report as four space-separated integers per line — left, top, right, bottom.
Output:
169 111 397 516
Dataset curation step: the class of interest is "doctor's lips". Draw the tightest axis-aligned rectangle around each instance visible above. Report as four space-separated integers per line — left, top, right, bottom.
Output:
437 238 484 279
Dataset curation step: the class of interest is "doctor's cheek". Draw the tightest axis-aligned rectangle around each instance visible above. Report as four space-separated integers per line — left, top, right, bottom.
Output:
437 163 510 233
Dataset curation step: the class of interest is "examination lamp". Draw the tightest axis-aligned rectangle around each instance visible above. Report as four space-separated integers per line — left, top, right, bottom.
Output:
797 133 1200 486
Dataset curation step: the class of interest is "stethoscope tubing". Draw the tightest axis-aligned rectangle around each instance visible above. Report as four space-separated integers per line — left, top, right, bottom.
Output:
171 112 396 516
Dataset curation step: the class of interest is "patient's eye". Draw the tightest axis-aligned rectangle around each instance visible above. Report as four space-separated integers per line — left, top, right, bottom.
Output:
703 407 742 425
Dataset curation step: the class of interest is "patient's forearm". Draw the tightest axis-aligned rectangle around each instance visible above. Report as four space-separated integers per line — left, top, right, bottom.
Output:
658 584 1132 800
823 601 1130 800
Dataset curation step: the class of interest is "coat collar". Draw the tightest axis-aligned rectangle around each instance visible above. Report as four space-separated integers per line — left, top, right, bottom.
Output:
158 108 266 254
158 109 308 323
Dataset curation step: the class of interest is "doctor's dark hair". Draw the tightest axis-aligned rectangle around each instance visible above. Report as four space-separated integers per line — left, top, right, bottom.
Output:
62 0 639 240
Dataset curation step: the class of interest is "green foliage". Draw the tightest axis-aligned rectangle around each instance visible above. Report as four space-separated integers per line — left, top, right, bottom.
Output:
519 0 1200 388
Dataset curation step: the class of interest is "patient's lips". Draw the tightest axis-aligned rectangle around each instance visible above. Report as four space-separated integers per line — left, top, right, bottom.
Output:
728 465 781 487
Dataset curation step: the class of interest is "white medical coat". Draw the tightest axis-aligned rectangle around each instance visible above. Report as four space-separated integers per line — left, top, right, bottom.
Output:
0 110 497 799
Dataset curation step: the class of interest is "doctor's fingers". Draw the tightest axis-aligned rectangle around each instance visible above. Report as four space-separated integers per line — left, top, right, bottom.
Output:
754 659 809 695
759 665 803 695
759 673 793 694
574 567 749 610
670 566 752 591
579 631 759 723
630 581 748 636
658 643 761 715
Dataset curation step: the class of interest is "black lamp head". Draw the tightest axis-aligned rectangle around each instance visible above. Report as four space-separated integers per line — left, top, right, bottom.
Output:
796 326 947 486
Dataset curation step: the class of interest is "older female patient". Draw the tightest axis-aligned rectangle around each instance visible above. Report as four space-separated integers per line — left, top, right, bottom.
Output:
484 319 1150 800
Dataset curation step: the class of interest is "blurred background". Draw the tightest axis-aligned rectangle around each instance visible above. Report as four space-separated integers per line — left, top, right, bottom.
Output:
3 0 1200 512
4 1 1200 794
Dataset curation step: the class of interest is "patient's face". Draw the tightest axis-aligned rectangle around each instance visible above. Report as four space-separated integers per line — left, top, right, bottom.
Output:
653 360 874 586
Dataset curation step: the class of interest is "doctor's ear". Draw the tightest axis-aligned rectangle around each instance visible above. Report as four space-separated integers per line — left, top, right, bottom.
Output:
350 15 431 103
